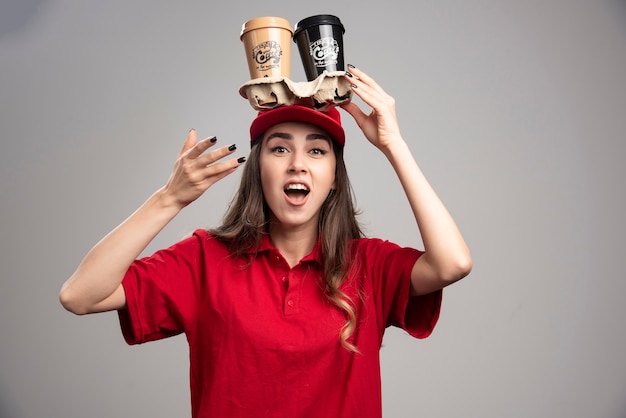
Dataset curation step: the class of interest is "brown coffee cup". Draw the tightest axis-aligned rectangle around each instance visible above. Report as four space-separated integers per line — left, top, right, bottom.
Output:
240 17 293 79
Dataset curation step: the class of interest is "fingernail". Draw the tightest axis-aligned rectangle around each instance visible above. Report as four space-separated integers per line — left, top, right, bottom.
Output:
345 71 353 78
347 64 355 69
210 136 217 143
228 144 237 151
237 156 247 164
350 83 358 89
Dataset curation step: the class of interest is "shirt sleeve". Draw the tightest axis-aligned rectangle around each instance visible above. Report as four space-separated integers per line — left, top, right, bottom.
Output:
118 230 208 345
360 238 442 339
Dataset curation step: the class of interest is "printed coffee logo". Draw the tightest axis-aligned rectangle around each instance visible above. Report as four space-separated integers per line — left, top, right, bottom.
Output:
309 37 339 67
253 41 282 71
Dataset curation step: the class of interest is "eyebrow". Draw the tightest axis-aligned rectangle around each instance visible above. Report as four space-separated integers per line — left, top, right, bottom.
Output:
266 132 332 142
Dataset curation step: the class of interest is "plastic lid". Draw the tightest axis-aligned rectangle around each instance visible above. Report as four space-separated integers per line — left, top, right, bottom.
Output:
240 16 293 39
293 15 345 37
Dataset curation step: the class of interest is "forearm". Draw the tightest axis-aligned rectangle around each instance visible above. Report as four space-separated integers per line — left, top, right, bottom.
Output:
59 188 183 314
382 138 472 283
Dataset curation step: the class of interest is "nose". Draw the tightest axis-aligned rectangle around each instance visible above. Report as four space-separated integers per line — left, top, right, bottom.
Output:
288 149 308 173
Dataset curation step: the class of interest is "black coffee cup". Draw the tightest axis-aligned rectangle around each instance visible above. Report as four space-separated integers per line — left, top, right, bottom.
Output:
293 15 346 81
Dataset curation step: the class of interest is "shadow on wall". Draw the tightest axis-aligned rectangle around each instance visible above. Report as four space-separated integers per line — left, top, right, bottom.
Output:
0 380 21 418
606 0 626 38
0 0 47 37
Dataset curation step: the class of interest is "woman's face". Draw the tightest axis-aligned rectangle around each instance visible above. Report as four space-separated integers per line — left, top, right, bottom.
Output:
259 121 337 233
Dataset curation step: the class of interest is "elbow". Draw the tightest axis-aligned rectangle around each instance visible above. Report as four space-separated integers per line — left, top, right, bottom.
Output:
441 253 473 286
413 252 472 295
59 287 90 316
456 254 473 280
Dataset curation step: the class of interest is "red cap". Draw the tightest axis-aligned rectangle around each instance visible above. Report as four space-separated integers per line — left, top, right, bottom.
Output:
249 105 345 146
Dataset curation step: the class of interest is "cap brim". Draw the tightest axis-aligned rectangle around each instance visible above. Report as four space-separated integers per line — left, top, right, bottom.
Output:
250 106 345 146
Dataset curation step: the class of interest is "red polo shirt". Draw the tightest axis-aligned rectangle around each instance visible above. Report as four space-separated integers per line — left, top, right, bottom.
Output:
119 229 441 418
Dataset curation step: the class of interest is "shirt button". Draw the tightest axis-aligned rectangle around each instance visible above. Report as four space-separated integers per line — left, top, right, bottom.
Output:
282 276 288 283
287 300 294 307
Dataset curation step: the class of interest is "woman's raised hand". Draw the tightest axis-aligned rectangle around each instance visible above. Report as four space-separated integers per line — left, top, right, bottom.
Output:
60 130 245 315
341 65 403 151
161 129 245 209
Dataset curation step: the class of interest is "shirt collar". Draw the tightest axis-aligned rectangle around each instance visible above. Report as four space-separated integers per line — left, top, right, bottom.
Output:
249 234 323 265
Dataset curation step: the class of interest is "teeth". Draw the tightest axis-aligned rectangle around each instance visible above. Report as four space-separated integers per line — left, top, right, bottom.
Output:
285 183 309 192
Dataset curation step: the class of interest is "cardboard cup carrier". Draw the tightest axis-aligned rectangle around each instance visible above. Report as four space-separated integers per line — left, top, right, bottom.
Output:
239 15 351 111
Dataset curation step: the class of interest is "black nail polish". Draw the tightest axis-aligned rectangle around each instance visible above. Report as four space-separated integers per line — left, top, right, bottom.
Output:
210 136 217 143
351 83 358 89
228 144 237 151
237 156 247 163
345 71 353 78
347 64 355 69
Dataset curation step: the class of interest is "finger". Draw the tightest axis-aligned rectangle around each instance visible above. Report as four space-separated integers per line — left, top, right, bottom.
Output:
346 65 385 93
186 135 218 159
195 143 239 167
344 73 378 107
346 76 395 118
178 129 197 158
345 81 381 116
198 156 246 184
340 102 369 128
346 66 394 110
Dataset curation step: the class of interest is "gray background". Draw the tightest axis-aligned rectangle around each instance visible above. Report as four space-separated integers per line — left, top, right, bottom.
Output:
1 1 625 417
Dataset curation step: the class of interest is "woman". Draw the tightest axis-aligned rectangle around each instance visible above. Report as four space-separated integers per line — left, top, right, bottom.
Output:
60 65 472 418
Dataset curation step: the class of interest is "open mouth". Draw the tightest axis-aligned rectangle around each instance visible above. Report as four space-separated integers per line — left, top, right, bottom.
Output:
284 183 310 202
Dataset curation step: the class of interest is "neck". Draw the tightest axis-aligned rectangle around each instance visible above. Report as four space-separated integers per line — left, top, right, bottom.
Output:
268 222 318 267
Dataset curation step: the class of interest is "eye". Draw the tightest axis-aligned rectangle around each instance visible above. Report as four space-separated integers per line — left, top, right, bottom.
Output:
270 145 288 154
310 147 329 156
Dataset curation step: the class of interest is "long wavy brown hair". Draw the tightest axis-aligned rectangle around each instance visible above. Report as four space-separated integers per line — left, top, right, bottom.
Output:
209 136 364 352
